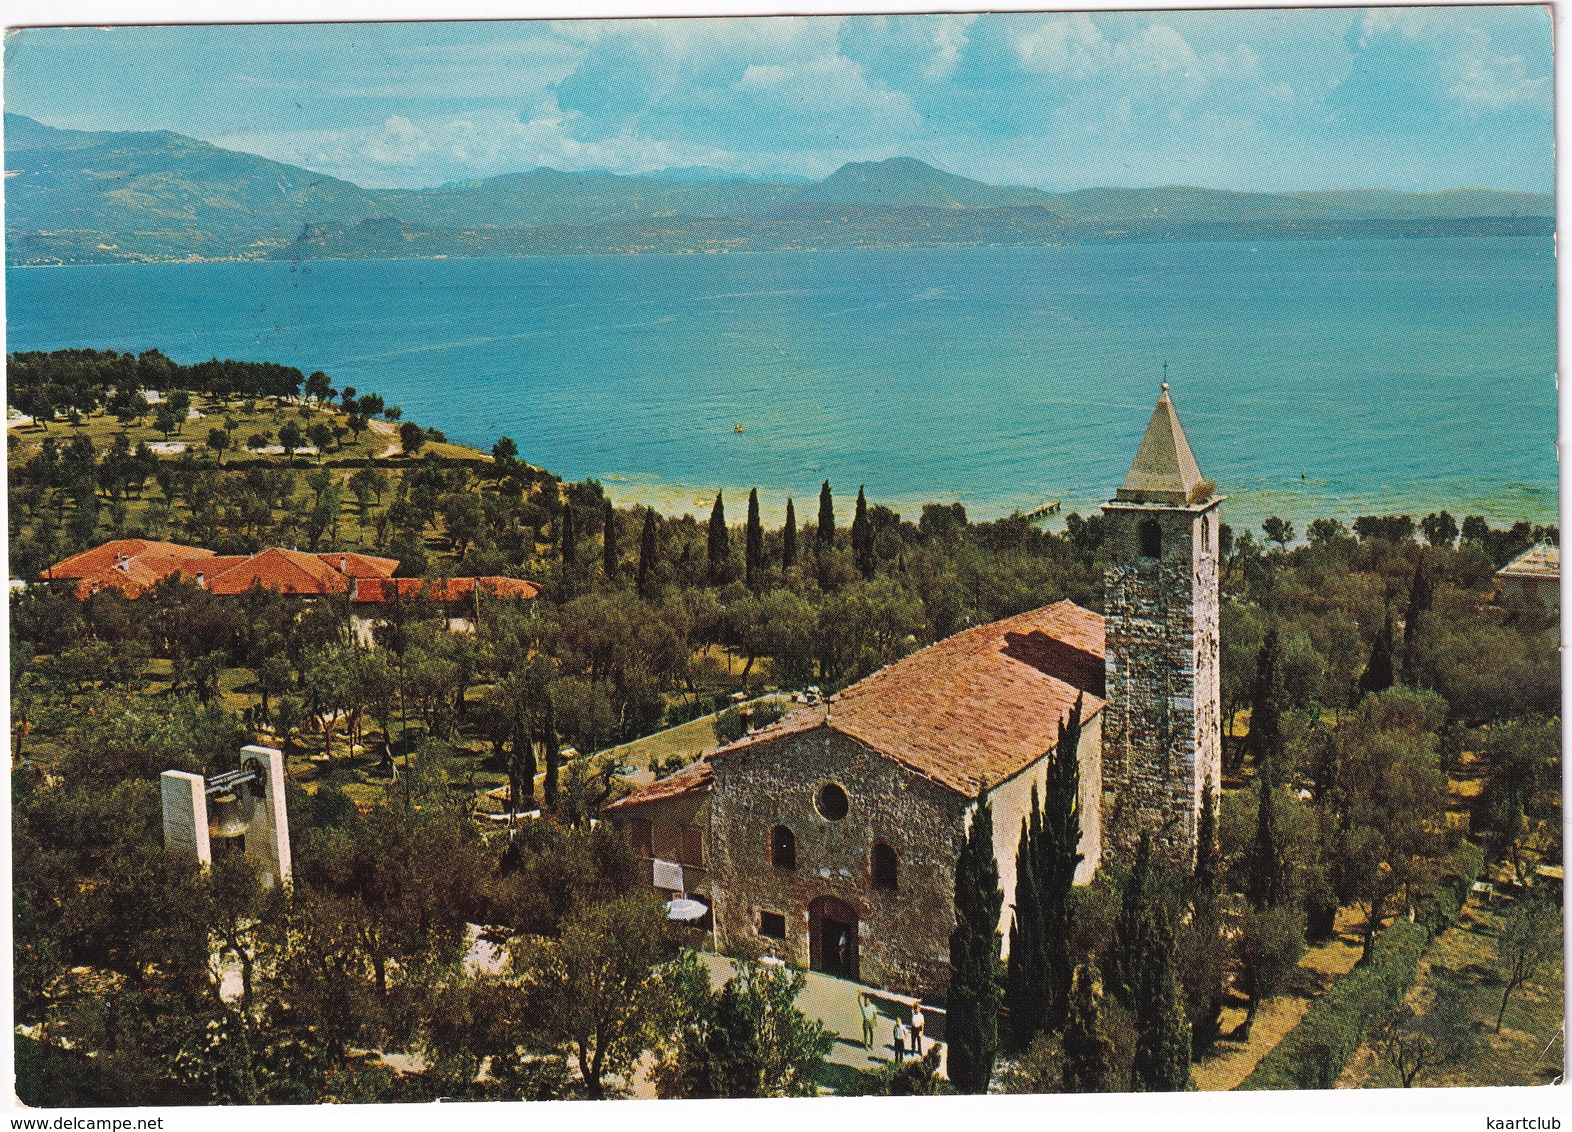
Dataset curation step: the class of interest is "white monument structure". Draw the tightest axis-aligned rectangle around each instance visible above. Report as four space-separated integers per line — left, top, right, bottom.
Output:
161 745 292 886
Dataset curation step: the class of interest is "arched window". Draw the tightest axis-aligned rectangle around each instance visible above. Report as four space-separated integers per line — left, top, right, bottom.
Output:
771 825 797 870
1139 518 1163 559
872 842 899 891
1201 515 1210 552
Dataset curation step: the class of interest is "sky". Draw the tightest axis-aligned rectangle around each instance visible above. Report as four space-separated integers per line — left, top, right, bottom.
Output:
2 4 1556 193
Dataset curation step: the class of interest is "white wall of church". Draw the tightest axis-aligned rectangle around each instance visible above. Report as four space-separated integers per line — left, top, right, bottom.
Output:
986 711 1103 958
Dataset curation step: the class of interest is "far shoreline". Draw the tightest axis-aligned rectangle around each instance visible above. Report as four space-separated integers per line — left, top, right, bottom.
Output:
5 227 1556 271
592 474 1558 539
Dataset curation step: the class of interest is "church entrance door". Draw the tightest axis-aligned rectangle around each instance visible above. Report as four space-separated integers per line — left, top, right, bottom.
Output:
808 896 859 982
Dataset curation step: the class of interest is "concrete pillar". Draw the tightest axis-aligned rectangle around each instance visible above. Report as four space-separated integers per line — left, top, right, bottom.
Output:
241 745 291 886
161 770 211 866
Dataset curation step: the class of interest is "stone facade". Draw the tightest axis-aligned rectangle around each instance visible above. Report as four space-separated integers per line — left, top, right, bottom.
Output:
1100 497 1222 864
709 728 970 998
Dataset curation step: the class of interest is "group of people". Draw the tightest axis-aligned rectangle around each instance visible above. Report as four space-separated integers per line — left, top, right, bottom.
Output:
858 993 925 1061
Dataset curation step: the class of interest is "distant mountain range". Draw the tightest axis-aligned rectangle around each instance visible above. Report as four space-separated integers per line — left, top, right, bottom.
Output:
4 113 1554 265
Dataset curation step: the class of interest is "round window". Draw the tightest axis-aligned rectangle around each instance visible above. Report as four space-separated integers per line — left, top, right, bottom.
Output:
816 782 849 821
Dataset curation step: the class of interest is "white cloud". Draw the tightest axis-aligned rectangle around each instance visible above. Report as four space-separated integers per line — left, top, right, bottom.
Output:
1448 29 1550 110
1013 14 1104 78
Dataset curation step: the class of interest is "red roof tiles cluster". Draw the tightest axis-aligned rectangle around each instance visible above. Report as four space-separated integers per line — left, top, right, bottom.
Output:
37 539 535 604
351 575 541 603
40 539 216 599
604 757 715 812
613 600 1106 811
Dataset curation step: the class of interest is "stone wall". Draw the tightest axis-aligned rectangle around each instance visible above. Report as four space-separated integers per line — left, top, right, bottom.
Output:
709 727 969 1000
1100 498 1222 865
614 791 715 904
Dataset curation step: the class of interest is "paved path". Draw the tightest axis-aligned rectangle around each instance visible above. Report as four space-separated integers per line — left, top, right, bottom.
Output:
696 953 941 1078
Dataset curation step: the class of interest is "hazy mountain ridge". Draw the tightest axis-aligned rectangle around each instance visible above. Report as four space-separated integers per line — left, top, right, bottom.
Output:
5 114 1554 265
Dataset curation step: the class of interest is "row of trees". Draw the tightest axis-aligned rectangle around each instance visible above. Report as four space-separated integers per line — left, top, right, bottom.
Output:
9 348 314 423
947 713 1200 1096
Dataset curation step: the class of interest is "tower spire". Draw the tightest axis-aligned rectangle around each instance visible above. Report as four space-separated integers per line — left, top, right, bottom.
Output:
1115 385 1210 506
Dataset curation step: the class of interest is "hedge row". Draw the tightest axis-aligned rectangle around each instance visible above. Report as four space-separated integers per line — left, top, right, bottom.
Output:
1239 839 1486 1091
1238 919 1429 1090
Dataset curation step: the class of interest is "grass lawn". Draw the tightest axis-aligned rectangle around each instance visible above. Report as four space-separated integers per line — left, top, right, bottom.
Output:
9 397 487 468
603 692 795 787
1192 906 1366 1091
1336 895 1565 1089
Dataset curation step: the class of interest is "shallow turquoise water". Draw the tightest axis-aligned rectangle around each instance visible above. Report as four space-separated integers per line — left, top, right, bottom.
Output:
5 237 1558 530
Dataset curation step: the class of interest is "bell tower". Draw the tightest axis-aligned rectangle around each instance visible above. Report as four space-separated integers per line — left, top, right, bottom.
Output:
1100 385 1222 863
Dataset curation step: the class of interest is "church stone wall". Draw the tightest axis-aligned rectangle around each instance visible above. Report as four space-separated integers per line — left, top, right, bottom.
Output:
1101 499 1222 865
709 727 969 1000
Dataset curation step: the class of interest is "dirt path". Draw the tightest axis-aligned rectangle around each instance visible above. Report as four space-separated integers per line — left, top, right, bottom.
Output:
367 417 401 458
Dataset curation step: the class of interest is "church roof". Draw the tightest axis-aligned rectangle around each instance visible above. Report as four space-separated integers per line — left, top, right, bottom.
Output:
1115 385 1212 505
706 600 1106 799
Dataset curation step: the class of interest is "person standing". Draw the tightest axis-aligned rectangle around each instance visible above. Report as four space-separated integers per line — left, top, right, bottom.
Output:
891 1017 908 1062
910 1002 925 1055
859 993 878 1050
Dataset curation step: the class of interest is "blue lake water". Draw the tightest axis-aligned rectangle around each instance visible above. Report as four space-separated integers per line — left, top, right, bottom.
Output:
5 238 1558 531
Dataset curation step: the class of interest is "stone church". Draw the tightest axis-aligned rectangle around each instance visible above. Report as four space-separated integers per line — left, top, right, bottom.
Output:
607 386 1222 999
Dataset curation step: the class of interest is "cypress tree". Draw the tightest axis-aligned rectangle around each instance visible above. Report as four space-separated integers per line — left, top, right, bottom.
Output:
1244 626 1292 912
1004 784 1048 1051
745 488 764 592
1061 963 1114 1093
1246 627 1283 773
602 497 617 580
1109 831 1157 1009
1193 775 1220 898
542 694 561 810
1185 775 1226 1051
1359 608 1395 696
851 485 874 578
637 507 658 600
707 492 728 586
1129 903 1192 1092
782 497 797 569
816 480 835 550
1040 698 1085 1032
1245 772 1289 910
560 502 577 566
947 784 1003 1094
1399 557 1433 685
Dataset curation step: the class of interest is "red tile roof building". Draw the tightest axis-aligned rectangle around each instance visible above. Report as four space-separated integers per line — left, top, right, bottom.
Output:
36 540 537 607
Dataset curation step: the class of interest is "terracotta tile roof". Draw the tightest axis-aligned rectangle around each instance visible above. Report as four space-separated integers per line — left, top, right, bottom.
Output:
352 575 541 604
39 539 535 605
39 539 213 598
715 601 1106 798
206 547 351 596
605 758 715 812
316 552 400 579
166 556 251 584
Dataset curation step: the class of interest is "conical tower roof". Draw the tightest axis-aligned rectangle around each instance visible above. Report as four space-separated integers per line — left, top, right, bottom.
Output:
1114 385 1212 505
